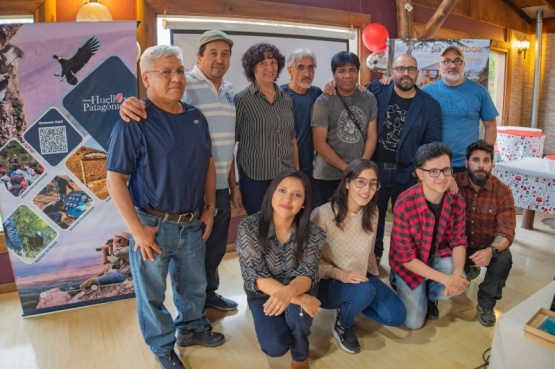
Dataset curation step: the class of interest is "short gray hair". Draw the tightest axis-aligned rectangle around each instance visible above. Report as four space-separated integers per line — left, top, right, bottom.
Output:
139 45 183 73
286 48 317 69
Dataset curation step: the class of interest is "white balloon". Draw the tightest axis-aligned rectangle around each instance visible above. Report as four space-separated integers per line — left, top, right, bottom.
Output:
76 3 113 22
366 52 388 72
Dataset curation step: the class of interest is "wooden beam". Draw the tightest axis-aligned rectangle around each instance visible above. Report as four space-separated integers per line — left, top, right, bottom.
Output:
500 0 533 24
396 0 414 38
145 0 370 28
418 0 461 39
541 0 555 15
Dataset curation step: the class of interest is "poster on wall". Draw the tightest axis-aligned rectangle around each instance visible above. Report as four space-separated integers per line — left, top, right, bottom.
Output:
0 21 137 316
388 38 492 88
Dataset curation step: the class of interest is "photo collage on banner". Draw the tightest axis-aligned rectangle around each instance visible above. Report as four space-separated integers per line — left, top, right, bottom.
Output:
0 21 137 316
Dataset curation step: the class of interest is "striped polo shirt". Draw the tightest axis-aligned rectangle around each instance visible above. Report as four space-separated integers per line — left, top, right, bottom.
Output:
183 65 236 190
235 83 296 181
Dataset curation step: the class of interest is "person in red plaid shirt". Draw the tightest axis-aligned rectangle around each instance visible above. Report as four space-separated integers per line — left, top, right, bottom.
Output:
389 142 469 329
454 140 515 327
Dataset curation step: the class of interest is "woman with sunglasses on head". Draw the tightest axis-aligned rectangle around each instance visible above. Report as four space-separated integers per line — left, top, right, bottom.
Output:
235 169 325 369
310 159 406 354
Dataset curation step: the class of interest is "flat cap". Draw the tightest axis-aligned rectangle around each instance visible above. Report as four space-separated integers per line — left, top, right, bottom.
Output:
198 30 233 51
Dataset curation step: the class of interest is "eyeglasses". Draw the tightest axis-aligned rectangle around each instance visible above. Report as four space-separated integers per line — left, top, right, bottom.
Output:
295 65 316 72
352 177 381 191
146 69 187 78
440 58 464 66
392 66 418 74
418 167 453 177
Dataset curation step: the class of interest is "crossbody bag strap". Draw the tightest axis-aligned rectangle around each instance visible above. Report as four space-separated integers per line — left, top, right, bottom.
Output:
335 89 364 136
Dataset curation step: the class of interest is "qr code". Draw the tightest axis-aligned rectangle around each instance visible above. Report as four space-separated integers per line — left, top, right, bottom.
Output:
39 126 68 155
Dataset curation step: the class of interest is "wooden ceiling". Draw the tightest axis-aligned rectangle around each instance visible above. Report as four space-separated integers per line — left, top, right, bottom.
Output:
1 0 554 27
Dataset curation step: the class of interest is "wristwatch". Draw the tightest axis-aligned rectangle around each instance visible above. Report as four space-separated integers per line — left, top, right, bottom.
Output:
489 245 499 257
203 204 218 217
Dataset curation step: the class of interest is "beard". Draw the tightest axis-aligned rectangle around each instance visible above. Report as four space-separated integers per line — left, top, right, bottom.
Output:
395 78 415 91
441 70 463 83
468 169 491 187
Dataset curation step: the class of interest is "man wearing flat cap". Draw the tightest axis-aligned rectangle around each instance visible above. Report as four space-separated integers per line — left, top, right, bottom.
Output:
120 30 239 348
422 46 498 172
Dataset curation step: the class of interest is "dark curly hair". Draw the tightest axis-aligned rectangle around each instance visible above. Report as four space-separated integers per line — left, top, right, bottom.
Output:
241 43 285 83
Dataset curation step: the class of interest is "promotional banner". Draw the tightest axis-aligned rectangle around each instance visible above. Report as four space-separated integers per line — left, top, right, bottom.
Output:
388 39 492 88
0 22 137 316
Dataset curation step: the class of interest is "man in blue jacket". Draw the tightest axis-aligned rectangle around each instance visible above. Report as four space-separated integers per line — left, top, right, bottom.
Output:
366 54 442 262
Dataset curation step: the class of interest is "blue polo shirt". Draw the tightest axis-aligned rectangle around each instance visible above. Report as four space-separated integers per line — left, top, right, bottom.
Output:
107 99 211 213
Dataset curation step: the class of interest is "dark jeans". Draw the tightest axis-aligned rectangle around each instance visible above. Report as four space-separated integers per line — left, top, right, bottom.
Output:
374 162 416 258
312 178 341 208
466 248 513 310
239 169 272 215
248 296 315 361
205 189 232 297
318 274 406 328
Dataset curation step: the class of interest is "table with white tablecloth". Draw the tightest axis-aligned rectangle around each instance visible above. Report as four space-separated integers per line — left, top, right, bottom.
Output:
489 281 555 369
493 157 555 229
495 129 546 162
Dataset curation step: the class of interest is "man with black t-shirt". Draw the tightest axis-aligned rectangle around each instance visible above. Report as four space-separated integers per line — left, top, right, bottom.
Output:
366 54 442 262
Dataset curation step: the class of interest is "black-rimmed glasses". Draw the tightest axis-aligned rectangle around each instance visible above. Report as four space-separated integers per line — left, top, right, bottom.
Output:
352 177 381 191
418 167 453 177
392 66 418 74
440 59 464 66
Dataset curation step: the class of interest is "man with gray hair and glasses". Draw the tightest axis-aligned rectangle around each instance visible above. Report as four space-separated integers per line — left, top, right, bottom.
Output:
107 44 221 369
422 46 498 172
365 54 442 263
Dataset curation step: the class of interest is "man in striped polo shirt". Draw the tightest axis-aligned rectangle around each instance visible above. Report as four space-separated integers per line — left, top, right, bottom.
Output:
120 30 240 344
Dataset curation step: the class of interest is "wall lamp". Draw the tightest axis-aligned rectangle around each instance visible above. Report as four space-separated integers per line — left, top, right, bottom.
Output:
516 36 530 59
76 0 113 22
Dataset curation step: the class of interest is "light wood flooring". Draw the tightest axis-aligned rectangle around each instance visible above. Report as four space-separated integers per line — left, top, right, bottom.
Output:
1 213 554 369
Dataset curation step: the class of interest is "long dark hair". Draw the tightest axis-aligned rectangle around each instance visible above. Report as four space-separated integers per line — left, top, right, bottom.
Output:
330 159 379 233
258 169 313 265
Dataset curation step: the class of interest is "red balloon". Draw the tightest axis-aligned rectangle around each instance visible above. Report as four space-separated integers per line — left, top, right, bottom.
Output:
362 23 389 52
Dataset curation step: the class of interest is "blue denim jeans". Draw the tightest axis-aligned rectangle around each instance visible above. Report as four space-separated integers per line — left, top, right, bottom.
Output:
318 274 406 327
238 169 272 215
205 189 232 297
374 162 416 258
248 294 315 362
130 209 209 356
390 256 457 329
97 271 127 285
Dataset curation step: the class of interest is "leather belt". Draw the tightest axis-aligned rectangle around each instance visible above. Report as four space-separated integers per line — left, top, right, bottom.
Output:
138 208 196 223
382 162 396 169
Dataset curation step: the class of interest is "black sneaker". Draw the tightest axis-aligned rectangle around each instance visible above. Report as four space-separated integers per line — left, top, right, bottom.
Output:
155 350 185 369
176 328 225 348
205 293 238 311
426 300 439 320
332 321 360 354
477 304 496 327
466 265 481 281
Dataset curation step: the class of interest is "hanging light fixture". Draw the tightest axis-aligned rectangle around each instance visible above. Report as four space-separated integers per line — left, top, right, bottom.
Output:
76 1 113 22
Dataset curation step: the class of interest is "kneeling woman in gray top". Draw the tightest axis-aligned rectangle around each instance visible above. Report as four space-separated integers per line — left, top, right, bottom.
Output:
235 169 325 369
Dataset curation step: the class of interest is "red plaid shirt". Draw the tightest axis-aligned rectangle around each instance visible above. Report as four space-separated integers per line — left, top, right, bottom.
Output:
389 183 467 289
454 172 515 250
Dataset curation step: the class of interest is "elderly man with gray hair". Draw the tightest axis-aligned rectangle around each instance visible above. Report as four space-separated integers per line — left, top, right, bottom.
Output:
107 44 221 369
280 48 322 186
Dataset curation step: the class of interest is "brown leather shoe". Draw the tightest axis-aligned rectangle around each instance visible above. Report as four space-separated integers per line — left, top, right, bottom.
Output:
291 359 309 369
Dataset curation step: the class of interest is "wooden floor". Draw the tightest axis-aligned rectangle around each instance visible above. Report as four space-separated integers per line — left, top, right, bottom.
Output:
1 213 554 369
